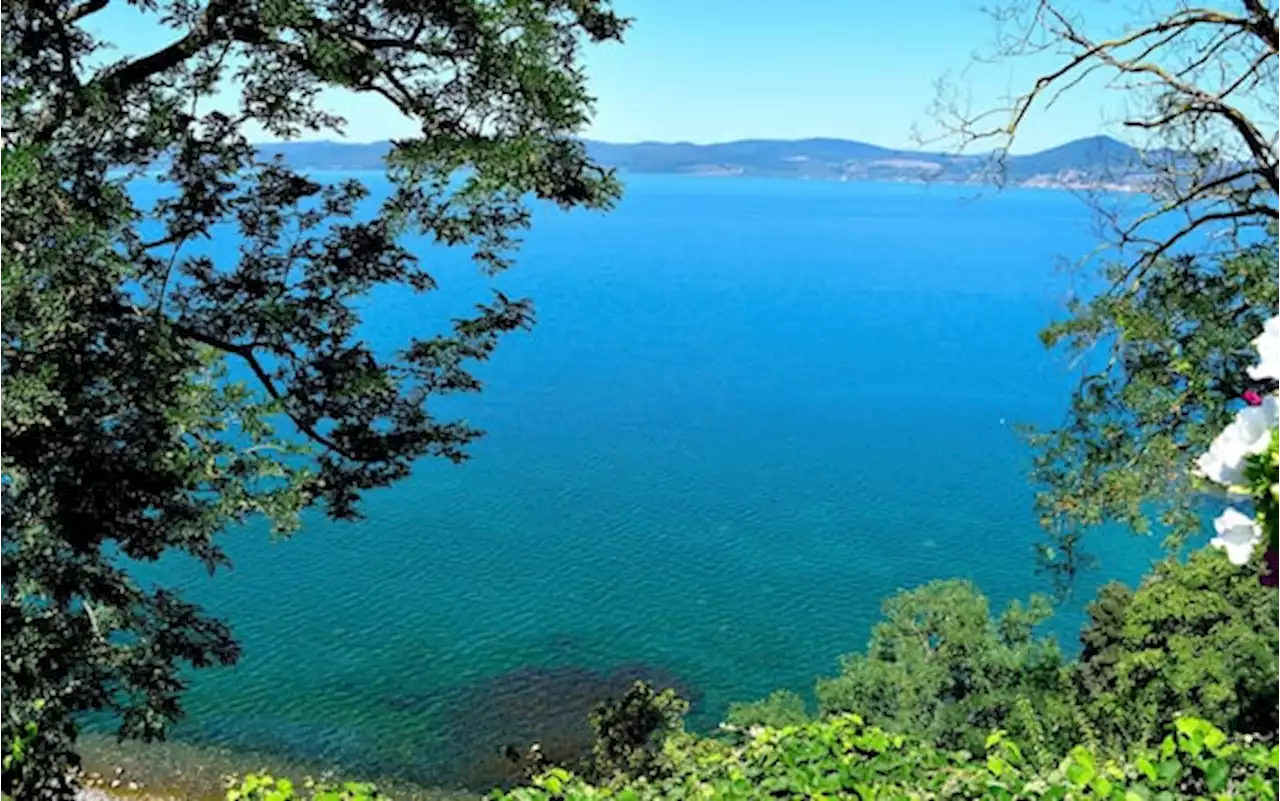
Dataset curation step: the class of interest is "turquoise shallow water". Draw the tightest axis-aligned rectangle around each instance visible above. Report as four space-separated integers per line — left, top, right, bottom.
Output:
121 175 1165 789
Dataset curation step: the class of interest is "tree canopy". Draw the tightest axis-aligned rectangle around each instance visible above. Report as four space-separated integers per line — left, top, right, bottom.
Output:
932 0 1280 579
1076 551 1279 748
814 580 1073 760
1 1 625 797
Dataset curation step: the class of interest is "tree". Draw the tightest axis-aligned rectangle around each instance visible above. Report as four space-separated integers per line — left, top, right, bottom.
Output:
1025 241 1278 586
586 681 689 783
725 690 811 730
931 1 1279 581
1074 550 1279 748
814 580 1075 761
1 2 626 797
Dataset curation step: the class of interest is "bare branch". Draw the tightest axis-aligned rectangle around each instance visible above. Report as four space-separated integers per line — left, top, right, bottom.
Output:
931 0 1278 301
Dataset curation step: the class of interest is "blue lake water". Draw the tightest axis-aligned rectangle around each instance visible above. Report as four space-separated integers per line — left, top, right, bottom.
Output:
122 175 1165 789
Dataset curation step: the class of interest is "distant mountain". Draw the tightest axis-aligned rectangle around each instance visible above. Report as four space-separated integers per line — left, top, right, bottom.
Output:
259 135 1167 190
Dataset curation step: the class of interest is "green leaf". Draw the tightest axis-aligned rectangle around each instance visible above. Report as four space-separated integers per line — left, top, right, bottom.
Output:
1135 755 1158 782
1203 759 1229 792
1156 759 1182 784
1067 761 1095 786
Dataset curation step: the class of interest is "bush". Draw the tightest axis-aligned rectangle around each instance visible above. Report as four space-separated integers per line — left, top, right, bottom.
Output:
588 682 689 782
725 690 810 729
225 774 384 801
489 715 1279 800
814 580 1075 758
1075 551 1279 748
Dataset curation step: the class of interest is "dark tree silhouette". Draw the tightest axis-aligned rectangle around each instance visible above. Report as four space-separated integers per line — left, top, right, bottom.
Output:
1 2 626 796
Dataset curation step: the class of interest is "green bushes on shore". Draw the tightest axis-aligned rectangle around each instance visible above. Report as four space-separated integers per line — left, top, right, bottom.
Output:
224 714 1278 800
496 715 1277 801
809 553 1278 762
226 774 385 801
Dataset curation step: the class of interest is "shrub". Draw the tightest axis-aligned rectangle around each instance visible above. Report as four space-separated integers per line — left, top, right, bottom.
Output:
814 580 1075 758
1075 551 1279 747
226 774 384 801
489 715 1279 800
725 690 810 729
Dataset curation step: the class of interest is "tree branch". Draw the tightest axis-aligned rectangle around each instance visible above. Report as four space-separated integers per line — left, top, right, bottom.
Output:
34 2 226 142
165 319 366 463
63 0 110 24
928 0 1278 301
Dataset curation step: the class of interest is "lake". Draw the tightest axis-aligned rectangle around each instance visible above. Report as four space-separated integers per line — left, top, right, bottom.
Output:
109 174 1166 791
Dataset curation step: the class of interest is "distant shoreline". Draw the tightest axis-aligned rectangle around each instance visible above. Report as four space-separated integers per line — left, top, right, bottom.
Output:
122 167 1145 195
616 167 1141 194
256 134 1171 191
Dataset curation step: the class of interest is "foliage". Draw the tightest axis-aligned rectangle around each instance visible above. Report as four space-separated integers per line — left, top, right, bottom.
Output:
587 682 690 783
1 698 81 801
1024 240 1280 585
1 1 625 797
226 774 384 801
1075 551 1279 748
0 701 37 793
724 690 810 730
1247 427 1280 560
933 0 1279 583
490 714 1279 801
814 580 1075 761
806 557 1277 769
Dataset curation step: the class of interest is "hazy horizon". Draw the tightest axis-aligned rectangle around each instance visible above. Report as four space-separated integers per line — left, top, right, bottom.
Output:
254 132 1128 154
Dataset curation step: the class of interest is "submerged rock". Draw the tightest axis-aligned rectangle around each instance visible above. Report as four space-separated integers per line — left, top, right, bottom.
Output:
432 661 699 790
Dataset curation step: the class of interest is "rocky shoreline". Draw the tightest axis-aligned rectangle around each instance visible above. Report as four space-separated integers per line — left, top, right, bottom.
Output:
71 764 180 801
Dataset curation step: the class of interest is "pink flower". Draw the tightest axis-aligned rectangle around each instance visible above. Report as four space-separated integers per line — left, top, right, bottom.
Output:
1262 550 1279 589
1243 390 1264 407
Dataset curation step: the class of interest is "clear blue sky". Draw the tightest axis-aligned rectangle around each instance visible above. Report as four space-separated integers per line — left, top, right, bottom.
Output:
85 0 1140 153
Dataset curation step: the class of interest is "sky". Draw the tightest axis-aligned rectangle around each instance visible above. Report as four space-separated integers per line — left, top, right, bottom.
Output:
83 0 1147 153
581 0 1132 152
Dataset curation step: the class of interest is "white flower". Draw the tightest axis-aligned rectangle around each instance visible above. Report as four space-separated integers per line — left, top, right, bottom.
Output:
1195 395 1279 488
1211 507 1262 565
1248 314 1280 382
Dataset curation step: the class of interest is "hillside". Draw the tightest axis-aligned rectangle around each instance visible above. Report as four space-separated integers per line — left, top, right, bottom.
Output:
259 135 1166 189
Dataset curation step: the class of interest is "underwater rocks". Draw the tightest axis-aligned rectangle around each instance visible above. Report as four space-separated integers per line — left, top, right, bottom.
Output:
431 661 699 790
